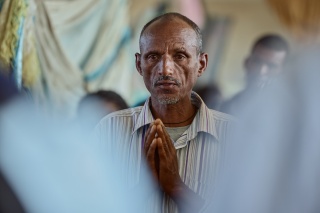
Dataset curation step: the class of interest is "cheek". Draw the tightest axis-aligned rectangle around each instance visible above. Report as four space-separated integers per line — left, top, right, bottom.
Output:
141 59 159 74
141 67 157 88
180 71 197 89
183 64 198 80
142 73 152 86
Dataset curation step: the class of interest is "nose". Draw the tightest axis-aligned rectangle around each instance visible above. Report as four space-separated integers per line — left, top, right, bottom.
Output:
158 54 174 76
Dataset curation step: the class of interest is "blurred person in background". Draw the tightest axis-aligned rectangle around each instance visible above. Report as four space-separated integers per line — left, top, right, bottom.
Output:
206 0 320 212
77 90 128 127
243 34 289 89
95 12 233 213
221 34 289 115
194 84 223 110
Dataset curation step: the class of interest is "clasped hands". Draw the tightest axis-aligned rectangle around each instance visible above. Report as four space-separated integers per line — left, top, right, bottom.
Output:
144 118 183 197
143 119 204 212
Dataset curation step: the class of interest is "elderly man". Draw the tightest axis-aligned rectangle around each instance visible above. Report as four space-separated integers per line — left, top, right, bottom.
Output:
95 12 233 213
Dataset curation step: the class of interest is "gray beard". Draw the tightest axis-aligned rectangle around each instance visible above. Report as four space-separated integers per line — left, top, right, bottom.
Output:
157 96 180 105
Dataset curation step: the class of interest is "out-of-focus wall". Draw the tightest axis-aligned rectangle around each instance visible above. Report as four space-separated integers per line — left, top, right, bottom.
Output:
129 0 292 98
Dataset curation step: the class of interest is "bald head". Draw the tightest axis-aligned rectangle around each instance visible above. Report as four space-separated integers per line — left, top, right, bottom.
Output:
139 12 203 54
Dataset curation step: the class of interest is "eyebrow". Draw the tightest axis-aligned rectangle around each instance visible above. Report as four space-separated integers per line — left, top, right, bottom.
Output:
143 50 163 57
172 46 186 52
172 48 193 57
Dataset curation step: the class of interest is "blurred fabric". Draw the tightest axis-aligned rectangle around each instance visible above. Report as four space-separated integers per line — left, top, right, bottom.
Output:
206 46 320 213
0 0 150 118
0 99 152 213
267 0 320 43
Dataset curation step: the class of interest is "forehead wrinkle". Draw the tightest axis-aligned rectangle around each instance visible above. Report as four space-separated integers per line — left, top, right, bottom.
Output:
141 37 198 54
140 26 198 50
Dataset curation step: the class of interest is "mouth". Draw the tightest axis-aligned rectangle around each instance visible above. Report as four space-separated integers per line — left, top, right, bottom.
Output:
155 81 178 88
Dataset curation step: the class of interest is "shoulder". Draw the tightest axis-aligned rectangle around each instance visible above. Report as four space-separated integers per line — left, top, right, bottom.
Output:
207 108 235 122
198 107 235 141
98 106 143 124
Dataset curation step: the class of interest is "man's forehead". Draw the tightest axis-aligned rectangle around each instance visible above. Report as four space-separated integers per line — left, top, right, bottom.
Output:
140 31 198 52
141 39 197 51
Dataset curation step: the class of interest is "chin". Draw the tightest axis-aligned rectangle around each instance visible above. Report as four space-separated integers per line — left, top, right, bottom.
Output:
157 96 180 105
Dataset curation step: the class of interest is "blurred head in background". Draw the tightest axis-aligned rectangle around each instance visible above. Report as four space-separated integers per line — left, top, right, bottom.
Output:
195 84 222 110
244 34 289 88
77 90 128 127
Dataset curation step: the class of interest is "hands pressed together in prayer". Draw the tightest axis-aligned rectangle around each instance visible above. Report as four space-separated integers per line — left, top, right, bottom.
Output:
144 119 204 213
144 119 181 196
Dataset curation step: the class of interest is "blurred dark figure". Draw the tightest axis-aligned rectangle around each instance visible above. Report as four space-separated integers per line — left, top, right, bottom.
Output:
195 84 222 110
221 34 289 114
0 172 25 213
0 74 19 106
77 90 128 127
0 73 25 213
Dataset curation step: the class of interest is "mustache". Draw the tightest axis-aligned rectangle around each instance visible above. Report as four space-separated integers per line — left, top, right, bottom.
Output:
153 76 182 87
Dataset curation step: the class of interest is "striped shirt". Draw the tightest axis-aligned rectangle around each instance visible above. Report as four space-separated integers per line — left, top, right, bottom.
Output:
95 92 233 213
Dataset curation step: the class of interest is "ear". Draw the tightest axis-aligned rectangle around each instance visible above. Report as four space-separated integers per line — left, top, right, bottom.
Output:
135 53 143 76
197 53 208 77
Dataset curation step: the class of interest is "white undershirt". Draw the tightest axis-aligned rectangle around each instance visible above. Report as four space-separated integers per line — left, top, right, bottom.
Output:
165 125 190 142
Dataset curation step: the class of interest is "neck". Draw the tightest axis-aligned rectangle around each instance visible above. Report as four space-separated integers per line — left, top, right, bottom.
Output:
150 97 197 127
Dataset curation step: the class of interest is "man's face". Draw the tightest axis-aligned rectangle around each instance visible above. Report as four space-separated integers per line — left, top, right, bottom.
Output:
135 19 207 105
245 44 287 88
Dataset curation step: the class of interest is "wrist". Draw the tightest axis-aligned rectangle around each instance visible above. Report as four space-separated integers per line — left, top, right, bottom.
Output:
167 180 205 213
167 179 186 202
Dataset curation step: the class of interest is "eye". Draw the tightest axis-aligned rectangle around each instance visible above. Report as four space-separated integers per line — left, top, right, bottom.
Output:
175 53 186 61
147 54 159 61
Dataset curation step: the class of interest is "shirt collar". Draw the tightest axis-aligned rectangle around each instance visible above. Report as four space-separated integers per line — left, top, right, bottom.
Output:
132 98 154 134
188 92 219 141
132 92 219 141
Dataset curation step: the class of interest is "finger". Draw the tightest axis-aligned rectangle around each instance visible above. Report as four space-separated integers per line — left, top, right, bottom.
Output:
157 120 173 146
161 125 173 147
146 138 158 179
156 125 170 155
154 118 161 125
156 122 168 139
145 124 156 150
154 119 161 138
144 124 156 155
147 139 157 162
157 119 165 129
158 124 175 155
157 137 167 160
